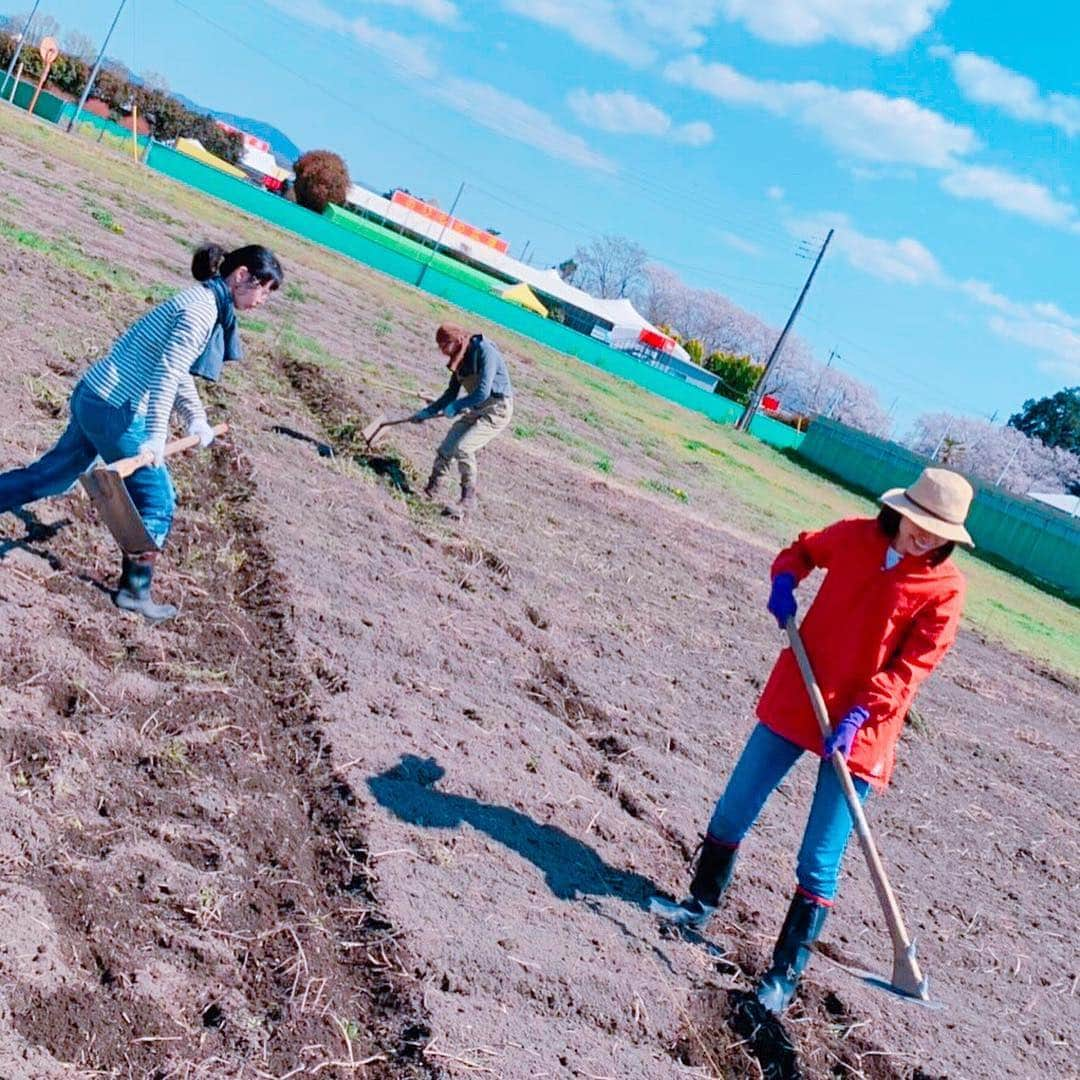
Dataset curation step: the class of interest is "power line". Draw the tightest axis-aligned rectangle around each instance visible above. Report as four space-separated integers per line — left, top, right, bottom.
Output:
171 0 814 252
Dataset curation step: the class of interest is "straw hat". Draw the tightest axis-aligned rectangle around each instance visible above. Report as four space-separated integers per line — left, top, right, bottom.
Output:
880 467 975 546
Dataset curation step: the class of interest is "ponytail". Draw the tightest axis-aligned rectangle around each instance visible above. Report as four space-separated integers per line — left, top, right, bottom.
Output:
191 243 284 290
191 243 226 281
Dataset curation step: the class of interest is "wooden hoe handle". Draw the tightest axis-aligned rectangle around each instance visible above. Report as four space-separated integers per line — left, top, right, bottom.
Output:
110 423 229 480
785 618 926 990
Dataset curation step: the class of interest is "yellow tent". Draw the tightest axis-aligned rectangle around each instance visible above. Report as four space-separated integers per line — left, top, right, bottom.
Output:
175 138 248 180
501 282 548 317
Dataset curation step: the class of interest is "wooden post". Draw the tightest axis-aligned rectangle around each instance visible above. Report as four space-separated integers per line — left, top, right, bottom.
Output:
27 36 58 117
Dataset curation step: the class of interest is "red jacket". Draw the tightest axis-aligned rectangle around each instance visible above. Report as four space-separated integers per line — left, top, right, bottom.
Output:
756 518 965 790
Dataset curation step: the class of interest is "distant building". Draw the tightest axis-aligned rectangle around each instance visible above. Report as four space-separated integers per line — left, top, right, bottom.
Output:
1029 492 1080 517
343 185 718 389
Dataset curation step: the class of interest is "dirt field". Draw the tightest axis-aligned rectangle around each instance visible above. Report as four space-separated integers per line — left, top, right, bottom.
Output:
0 111 1077 1079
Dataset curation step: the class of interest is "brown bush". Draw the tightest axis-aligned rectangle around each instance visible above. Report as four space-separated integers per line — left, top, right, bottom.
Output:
292 150 350 214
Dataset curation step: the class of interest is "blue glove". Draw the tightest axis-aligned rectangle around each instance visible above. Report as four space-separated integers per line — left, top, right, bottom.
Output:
411 407 434 423
767 572 797 629
824 706 869 759
442 400 463 418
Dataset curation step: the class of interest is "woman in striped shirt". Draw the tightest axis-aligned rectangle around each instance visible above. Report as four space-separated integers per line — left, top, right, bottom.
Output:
0 242 283 622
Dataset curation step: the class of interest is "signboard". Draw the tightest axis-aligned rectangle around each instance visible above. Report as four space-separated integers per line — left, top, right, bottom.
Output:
391 190 509 253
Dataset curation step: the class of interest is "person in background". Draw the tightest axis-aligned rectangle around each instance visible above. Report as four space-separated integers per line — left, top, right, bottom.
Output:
651 467 973 1014
0 242 283 622
411 323 514 520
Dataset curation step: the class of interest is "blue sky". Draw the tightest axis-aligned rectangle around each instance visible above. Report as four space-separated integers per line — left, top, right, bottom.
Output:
23 1 1080 430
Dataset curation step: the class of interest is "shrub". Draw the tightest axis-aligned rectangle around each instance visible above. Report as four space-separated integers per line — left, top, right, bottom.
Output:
293 150 350 214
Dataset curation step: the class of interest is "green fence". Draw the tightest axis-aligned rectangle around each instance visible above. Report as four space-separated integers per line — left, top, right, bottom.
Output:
56 103 152 153
798 417 1080 598
142 142 802 451
324 203 507 293
2 80 67 123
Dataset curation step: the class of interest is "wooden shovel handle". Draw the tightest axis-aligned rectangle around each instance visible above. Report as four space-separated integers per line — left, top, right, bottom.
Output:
784 618 923 971
110 423 229 480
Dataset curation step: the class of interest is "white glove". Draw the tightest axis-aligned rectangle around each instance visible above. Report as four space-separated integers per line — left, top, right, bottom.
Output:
188 419 216 448
138 439 166 468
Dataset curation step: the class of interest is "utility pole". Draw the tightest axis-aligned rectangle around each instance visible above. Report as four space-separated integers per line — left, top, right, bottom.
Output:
1 0 41 101
737 228 833 432
415 181 464 289
995 442 1022 486
67 0 128 133
811 347 838 413
930 418 954 462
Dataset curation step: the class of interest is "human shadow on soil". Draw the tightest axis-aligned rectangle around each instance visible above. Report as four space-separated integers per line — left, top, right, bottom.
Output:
369 754 659 908
0 510 70 572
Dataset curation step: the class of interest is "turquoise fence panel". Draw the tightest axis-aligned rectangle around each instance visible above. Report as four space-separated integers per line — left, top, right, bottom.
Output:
4 80 66 122
324 203 506 292
798 417 1080 598
56 103 151 149
143 142 804 452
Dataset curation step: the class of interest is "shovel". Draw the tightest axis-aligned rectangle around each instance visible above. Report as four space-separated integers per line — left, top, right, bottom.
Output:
80 423 228 554
361 415 415 448
785 617 939 1008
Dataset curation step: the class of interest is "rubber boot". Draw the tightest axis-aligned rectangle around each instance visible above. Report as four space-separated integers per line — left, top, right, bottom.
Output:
423 456 450 500
650 836 738 929
444 482 476 521
114 552 177 624
755 891 830 1014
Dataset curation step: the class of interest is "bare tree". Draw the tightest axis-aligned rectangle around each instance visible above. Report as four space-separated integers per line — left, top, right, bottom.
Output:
571 235 649 299
7 10 60 43
62 29 96 61
140 69 169 95
905 413 1080 495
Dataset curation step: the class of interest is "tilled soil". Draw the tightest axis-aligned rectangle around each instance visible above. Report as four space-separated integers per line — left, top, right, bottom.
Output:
0 117 1077 1079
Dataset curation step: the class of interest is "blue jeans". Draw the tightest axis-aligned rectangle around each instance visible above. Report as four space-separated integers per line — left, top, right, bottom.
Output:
707 723 870 902
0 383 175 546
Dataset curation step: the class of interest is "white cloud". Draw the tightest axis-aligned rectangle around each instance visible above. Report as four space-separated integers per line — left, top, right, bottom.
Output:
266 1 613 171
499 0 657 65
499 1 944 61
933 46 1080 137
674 120 715 146
719 231 763 256
987 316 1080 379
665 56 979 168
791 212 943 284
716 0 946 52
941 166 1079 230
361 0 459 24
266 0 438 77
766 185 785 201
791 211 1080 377
568 89 670 135
435 78 616 171
566 89 712 145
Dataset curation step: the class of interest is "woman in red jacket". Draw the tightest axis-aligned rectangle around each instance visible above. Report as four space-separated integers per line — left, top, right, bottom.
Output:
652 467 973 1014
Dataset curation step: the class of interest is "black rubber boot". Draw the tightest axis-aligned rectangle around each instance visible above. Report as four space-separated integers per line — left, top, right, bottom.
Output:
443 482 476 521
650 836 738 929
755 891 830 1014
423 457 451 499
114 552 178 624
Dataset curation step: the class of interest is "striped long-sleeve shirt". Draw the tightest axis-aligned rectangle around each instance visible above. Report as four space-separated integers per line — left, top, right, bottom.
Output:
80 284 217 446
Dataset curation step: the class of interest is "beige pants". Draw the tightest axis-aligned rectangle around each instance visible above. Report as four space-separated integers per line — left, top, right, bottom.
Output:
433 396 513 487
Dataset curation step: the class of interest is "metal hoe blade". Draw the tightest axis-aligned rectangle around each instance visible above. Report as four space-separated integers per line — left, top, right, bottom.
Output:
816 940 944 1010
361 414 387 447
80 466 158 554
